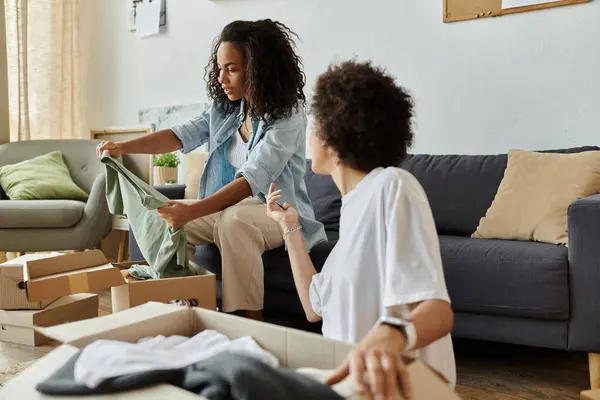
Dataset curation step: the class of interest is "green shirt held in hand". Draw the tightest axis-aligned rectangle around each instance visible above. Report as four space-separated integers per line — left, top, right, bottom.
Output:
101 153 196 279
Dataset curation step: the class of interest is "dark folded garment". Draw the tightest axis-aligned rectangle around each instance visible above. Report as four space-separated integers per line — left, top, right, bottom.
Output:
37 351 343 400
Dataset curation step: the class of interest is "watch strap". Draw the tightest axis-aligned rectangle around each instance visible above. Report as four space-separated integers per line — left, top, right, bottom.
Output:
377 315 417 353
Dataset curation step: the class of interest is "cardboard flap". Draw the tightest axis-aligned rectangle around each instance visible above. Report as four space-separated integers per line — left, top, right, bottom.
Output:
25 250 109 279
0 252 65 268
0 294 96 327
0 252 64 281
24 250 126 302
0 344 204 399
408 360 462 399
34 302 185 344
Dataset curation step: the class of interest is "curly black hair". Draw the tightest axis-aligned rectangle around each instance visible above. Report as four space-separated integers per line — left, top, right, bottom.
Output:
205 19 306 121
310 61 414 173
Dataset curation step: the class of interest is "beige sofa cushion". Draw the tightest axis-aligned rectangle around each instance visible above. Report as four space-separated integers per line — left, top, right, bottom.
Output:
472 149 600 245
183 151 209 200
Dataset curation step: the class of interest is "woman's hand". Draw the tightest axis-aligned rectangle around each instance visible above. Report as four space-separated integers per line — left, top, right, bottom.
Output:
96 140 123 160
157 201 195 229
267 183 300 231
326 324 411 400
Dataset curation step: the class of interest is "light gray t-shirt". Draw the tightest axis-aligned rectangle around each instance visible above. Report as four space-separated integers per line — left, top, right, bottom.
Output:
309 167 456 387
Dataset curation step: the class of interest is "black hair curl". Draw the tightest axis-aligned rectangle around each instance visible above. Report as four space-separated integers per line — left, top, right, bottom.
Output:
311 61 414 173
205 19 306 121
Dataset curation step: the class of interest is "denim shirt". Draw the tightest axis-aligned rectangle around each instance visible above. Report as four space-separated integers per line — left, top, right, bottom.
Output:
171 101 327 250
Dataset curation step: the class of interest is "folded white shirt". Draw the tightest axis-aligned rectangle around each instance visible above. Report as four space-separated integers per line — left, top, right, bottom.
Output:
74 329 279 389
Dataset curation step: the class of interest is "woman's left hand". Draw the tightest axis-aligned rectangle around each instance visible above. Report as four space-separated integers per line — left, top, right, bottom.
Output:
326 324 411 400
267 183 300 231
157 201 194 229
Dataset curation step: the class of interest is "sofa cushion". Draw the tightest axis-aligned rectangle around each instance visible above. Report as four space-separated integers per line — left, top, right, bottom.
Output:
304 160 341 232
401 146 600 236
183 151 208 200
0 151 89 201
441 235 569 320
0 200 85 228
472 149 600 245
193 231 339 296
264 231 338 293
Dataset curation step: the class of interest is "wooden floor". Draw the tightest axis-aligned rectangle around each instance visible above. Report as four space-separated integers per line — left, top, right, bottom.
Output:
454 338 588 399
0 290 590 399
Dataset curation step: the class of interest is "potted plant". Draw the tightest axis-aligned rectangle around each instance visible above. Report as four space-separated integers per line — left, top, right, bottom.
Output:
153 152 180 185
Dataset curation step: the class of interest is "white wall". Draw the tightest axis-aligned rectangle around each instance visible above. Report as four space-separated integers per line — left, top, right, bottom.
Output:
81 0 600 155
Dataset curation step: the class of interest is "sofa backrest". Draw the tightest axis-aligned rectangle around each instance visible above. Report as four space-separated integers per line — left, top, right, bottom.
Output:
401 154 508 236
402 146 600 236
0 139 105 194
305 146 600 236
304 160 342 232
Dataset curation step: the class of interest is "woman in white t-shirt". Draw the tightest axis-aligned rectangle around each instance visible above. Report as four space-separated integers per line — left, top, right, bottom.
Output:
267 61 456 400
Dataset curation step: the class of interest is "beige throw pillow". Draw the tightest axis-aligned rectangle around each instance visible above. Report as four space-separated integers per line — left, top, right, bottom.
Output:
183 151 209 200
472 149 600 245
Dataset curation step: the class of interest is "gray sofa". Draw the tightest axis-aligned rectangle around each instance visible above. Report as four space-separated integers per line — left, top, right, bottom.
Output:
0 139 112 252
130 146 600 358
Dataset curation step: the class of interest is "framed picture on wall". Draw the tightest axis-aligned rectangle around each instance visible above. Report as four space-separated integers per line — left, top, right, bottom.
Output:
91 127 153 183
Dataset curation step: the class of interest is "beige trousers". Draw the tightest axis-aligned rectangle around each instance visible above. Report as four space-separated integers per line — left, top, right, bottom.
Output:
181 199 284 313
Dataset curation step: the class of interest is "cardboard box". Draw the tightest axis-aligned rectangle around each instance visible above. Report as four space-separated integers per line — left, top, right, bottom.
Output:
0 294 98 346
23 250 127 302
1 303 461 399
111 261 216 313
0 253 63 310
582 390 600 400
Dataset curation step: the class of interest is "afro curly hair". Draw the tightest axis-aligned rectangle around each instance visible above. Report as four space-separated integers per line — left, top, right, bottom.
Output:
310 61 414 173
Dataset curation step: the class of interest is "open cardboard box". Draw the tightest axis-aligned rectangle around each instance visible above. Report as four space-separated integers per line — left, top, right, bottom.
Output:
0 252 65 310
1 303 461 399
23 250 126 302
112 261 216 313
0 294 98 346
21 251 216 315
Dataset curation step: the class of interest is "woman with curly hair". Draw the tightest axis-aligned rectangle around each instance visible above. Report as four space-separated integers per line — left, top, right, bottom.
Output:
267 61 456 399
97 20 326 320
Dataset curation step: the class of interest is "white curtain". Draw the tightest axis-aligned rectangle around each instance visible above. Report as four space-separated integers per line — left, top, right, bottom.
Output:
4 0 83 141
1 0 82 262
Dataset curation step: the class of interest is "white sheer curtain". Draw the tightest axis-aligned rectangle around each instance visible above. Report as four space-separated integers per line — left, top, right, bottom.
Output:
4 0 83 141
1 0 83 262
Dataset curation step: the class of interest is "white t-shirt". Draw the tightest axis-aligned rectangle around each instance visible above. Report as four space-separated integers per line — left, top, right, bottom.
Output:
309 167 456 387
74 330 278 389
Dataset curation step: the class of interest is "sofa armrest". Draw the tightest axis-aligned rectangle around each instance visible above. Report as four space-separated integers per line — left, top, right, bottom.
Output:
155 184 186 200
74 172 112 249
567 193 600 352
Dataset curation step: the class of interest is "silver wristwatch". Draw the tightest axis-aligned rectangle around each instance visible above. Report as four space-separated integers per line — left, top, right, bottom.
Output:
376 315 417 353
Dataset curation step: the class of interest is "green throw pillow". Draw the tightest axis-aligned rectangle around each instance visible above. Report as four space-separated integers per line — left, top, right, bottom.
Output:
0 151 89 201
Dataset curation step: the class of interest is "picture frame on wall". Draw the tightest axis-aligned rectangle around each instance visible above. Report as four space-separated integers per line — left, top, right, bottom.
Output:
91 127 153 183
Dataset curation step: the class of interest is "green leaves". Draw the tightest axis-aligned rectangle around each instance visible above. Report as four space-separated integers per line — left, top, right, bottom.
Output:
153 152 180 168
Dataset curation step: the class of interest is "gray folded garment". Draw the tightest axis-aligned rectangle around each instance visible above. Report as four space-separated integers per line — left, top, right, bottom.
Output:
36 351 344 400
101 153 196 279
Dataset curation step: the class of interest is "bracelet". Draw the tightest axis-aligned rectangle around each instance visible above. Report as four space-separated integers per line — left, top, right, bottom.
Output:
283 225 302 239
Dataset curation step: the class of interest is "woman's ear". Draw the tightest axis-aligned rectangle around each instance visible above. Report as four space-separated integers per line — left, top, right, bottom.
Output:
328 146 341 166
